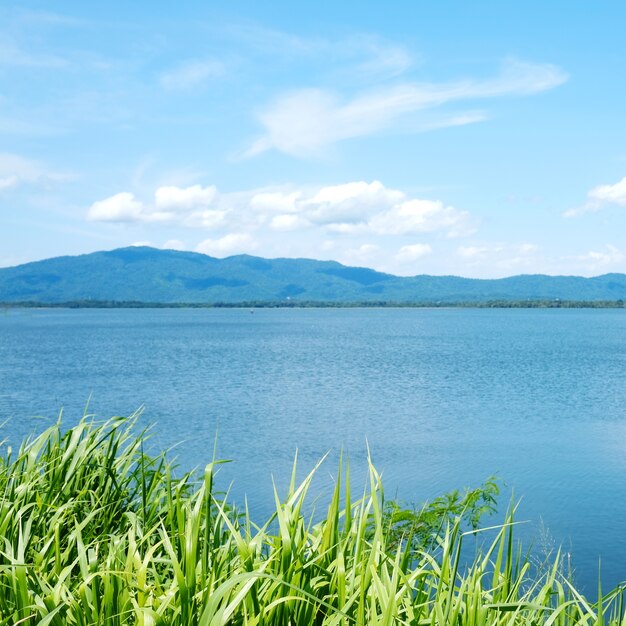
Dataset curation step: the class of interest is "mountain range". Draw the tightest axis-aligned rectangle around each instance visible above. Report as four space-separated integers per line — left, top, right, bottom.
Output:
1 246 625 304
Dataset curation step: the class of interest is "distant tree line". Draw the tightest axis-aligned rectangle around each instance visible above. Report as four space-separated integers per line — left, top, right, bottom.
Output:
1 299 625 309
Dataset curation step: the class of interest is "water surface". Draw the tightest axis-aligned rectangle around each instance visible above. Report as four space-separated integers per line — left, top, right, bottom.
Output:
1 307 625 592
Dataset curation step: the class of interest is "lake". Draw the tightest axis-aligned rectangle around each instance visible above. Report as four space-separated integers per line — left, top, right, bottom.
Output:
1 307 625 593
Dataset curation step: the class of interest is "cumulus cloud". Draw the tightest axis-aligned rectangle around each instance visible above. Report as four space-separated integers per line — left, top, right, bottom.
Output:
340 244 382 266
396 243 432 263
257 180 472 238
589 177 626 205
577 244 624 270
163 239 187 251
154 184 217 211
369 199 474 237
305 180 404 224
159 58 224 90
456 242 540 271
86 180 475 241
87 192 144 222
85 179 477 273
564 176 626 217
457 245 493 259
250 190 302 213
88 184 222 225
246 58 568 157
269 214 310 231
196 233 256 257
184 209 228 229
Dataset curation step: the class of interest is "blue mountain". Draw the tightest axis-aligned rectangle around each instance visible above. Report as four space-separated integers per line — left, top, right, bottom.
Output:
1 246 625 304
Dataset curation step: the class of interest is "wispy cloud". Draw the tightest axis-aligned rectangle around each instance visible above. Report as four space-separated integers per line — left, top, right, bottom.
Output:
159 58 225 91
354 42 413 78
222 24 414 81
564 176 626 217
245 58 568 157
220 23 316 57
14 9 85 27
0 152 70 189
0 40 68 69
0 174 19 190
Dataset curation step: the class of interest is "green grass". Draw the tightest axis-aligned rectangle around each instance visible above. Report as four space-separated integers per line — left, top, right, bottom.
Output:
0 413 623 625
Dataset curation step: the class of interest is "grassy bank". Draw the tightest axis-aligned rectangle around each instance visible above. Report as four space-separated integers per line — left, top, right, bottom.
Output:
0 416 623 625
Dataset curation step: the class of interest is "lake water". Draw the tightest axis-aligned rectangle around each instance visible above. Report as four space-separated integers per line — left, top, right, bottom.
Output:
1 307 625 593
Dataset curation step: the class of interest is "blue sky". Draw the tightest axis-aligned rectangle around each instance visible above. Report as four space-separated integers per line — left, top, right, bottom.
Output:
2 1 626 277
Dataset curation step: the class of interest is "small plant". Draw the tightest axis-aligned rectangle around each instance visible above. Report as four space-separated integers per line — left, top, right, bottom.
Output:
382 476 500 553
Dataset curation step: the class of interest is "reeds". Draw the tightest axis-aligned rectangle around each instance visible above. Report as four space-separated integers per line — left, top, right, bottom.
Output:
0 414 623 625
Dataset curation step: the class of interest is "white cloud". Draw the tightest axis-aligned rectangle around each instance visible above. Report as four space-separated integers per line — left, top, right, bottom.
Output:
355 42 413 78
341 243 381 265
0 152 68 188
421 111 489 132
86 180 475 242
310 180 386 205
87 192 144 222
224 24 413 78
564 176 626 217
196 233 256 257
589 177 626 205
473 58 567 96
396 243 432 263
456 242 540 273
564 206 595 218
563 206 596 219
246 58 567 157
159 58 224 90
163 239 187 251
306 180 404 224
184 209 228 229
519 243 539 255
457 245 492 259
88 184 224 226
250 190 302 213
577 244 624 270
255 181 471 238
0 174 19 190
269 214 309 231
369 199 474 237
325 222 368 235
154 184 217 211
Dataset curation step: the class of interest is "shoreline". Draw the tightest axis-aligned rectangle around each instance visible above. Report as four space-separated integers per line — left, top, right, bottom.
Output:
2 299 626 309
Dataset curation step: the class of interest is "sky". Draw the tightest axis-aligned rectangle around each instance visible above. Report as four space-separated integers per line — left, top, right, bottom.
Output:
2 1 626 278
